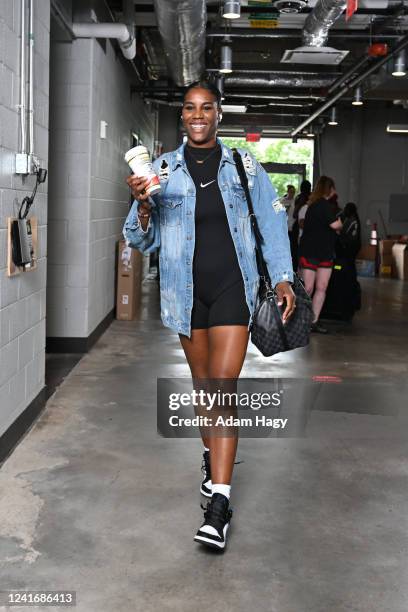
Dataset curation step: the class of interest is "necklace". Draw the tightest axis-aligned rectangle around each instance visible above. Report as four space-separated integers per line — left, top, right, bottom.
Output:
185 144 220 165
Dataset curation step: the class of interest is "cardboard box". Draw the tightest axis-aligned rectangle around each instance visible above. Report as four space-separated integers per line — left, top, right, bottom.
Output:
357 244 377 261
392 243 408 280
116 240 143 320
356 259 376 278
379 239 397 258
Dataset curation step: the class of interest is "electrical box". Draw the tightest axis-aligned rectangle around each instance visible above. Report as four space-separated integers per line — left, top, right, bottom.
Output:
15 153 40 175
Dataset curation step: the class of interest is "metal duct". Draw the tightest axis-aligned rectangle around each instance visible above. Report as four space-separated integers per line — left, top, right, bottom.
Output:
72 23 136 60
225 75 335 88
303 0 347 47
153 0 207 87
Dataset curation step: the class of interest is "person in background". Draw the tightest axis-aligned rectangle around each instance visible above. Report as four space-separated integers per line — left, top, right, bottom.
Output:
336 202 362 311
329 191 342 217
298 176 343 334
292 180 311 267
280 185 296 266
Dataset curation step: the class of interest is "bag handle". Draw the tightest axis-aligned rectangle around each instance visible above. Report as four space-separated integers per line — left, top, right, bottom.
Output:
232 149 271 286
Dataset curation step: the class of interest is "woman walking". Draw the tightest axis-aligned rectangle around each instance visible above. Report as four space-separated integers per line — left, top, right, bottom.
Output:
123 81 295 551
298 176 343 334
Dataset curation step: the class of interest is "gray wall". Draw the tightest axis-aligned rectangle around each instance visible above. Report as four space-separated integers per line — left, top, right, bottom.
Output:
47 36 157 338
0 0 50 437
317 106 408 241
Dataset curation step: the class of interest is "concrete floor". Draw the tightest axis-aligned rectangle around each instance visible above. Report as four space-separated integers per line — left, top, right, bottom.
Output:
1 276 408 612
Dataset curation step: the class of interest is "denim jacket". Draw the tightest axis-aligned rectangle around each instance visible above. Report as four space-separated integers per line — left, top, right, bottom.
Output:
123 138 293 337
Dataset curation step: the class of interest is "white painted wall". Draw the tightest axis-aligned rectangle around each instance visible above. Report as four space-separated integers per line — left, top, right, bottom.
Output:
47 35 157 338
0 0 50 437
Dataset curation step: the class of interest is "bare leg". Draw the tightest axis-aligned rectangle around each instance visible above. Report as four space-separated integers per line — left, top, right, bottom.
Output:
179 329 210 448
300 267 317 321
207 325 249 485
312 267 333 322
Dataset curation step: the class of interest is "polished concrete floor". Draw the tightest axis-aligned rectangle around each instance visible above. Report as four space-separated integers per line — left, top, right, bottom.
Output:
1 276 408 612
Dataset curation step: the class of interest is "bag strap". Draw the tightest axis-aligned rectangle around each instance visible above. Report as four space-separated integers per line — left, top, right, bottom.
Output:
232 148 291 350
232 148 271 285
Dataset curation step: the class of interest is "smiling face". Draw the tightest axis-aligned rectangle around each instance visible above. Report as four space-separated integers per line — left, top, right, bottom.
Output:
182 87 220 148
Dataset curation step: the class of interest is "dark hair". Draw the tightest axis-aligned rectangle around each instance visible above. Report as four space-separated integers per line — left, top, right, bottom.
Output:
344 202 358 218
287 185 296 192
183 80 222 108
309 176 335 205
300 180 311 195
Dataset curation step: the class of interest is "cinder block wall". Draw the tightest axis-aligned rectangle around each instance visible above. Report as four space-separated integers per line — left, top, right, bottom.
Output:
0 0 50 437
47 36 156 339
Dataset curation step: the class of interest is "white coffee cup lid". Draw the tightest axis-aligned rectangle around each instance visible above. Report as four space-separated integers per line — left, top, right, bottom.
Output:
124 145 148 163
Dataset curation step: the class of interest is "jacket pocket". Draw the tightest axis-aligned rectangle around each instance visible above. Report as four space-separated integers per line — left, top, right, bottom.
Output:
160 199 183 227
231 184 251 218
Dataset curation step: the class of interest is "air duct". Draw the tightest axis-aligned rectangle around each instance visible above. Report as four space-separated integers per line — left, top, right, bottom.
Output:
224 75 335 88
153 0 207 86
72 23 136 60
282 0 349 65
303 0 347 48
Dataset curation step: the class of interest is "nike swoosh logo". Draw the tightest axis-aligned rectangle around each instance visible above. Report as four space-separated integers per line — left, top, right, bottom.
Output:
200 180 216 188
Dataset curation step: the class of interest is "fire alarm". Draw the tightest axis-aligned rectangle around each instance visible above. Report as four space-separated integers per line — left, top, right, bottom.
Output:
368 43 388 57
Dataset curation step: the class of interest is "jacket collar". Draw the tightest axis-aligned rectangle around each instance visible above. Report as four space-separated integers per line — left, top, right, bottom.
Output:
170 137 235 171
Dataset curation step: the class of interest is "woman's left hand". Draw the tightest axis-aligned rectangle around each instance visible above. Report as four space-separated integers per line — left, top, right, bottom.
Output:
275 281 296 323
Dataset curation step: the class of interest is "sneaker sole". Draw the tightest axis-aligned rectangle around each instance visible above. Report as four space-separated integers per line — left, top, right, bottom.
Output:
194 534 225 550
194 524 229 550
200 486 212 498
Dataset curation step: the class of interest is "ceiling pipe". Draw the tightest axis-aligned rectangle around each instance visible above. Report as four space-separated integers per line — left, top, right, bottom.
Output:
72 22 136 59
224 75 335 88
153 0 206 86
303 0 347 48
206 29 402 40
326 55 371 94
291 31 408 136
207 69 340 77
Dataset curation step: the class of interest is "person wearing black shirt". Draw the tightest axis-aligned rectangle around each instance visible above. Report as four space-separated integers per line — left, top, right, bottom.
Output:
127 81 295 551
299 176 343 333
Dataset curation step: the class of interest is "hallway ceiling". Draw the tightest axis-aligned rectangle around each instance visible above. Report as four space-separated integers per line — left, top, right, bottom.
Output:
103 0 408 136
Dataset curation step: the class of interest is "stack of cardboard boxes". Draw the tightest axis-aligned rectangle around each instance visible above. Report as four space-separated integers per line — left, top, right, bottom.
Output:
355 245 376 278
356 239 408 280
116 240 143 320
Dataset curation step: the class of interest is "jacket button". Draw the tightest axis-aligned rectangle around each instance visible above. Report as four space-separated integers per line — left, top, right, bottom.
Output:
245 276 248 281
229 204 233 209
250 300 253 305
234 227 237 232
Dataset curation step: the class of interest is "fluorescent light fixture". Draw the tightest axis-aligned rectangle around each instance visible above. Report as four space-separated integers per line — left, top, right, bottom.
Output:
386 124 408 133
222 0 241 19
221 104 246 113
392 51 406 77
307 124 315 137
216 76 225 101
328 107 338 125
220 45 233 74
352 86 363 106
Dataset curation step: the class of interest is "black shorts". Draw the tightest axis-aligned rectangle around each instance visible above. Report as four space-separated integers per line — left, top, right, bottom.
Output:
191 278 250 330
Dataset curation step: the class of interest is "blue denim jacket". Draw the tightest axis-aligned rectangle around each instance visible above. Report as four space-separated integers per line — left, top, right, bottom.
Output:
123 138 293 337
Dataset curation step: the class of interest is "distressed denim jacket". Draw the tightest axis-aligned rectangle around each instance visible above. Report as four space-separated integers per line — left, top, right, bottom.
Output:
123 138 293 337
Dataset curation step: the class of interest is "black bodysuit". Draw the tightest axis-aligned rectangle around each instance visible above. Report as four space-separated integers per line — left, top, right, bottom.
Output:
185 143 250 329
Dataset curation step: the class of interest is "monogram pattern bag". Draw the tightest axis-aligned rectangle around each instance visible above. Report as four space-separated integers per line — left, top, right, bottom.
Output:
232 149 313 357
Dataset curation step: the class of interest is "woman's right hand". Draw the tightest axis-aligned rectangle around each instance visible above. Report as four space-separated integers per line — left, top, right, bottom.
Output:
126 175 151 204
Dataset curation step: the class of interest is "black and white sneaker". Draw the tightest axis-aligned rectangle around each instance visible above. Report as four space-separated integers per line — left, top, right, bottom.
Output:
200 450 212 497
194 493 233 551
